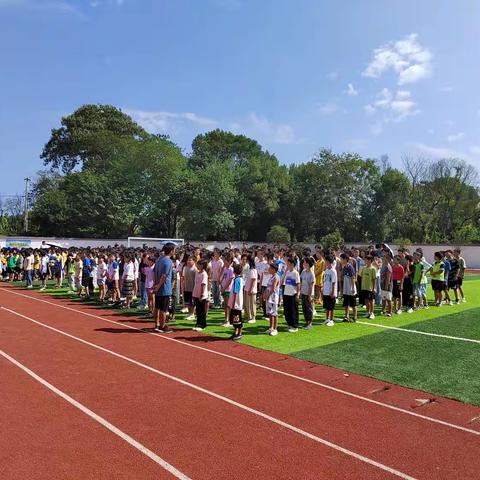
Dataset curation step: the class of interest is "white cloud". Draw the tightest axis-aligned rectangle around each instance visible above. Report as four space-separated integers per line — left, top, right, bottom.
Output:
364 88 420 121
240 113 297 144
125 109 218 134
469 146 480 156
412 143 468 159
447 132 465 143
317 103 339 115
345 83 358 96
362 33 432 85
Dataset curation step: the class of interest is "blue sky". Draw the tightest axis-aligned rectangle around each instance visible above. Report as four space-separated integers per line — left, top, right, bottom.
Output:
1 0 479 195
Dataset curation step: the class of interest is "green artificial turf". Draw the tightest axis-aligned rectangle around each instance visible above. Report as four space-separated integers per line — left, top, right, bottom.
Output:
10 274 480 405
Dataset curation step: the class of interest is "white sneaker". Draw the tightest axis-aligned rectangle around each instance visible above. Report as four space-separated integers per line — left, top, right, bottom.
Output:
407 308 413 314
265 328 272 334
247 319 256 324
186 315 195 321
180 307 189 313
269 329 278 336
192 327 204 331
396 309 402 315
222 322 231 327
366 313 371 319
287 327 298 333
462 298 467 303
325 320 334 327
370 314 375 320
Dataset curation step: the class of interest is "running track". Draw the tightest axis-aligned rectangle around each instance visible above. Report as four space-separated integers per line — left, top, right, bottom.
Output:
1 285 480 479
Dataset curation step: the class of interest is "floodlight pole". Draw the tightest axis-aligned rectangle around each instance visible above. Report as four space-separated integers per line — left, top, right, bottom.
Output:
24 177 30 233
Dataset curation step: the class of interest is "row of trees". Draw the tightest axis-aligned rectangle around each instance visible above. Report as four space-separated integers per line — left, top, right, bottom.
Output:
3 104 479 244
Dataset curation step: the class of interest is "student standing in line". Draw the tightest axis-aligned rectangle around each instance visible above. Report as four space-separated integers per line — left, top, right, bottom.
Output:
391 255 404 314
260 252 273 319
153 243 175 333
244 255 258 324
283 256 300 333
340 253 357 322
454 248 467 302
264 263 280 336
121 253 135 309
428 252 446 307
40 250 50 291
96 255 108 302
300 256 315 329
182 255 197 321
322 255 337 327
228 263 244 340
210 249 224 309
192 259 209 331
220 253 234 326
380 255 393 317
361 255 377 320
75 254 83 296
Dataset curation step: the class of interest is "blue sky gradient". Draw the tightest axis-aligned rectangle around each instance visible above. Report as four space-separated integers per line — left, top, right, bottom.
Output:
1 0 479 194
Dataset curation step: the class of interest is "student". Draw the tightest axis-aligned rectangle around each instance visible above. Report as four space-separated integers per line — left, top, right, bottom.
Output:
442 252 452 305
283 256 300 332
228 263 244 340
210 249 224 309
322 255 337 326
417 248 431 309
153 243 175 333
23 249 34 289
96 255 108 302
412 252 425 310
403 255 414 313
121 253 135 308
143 255 155 314
220 253 234 326
244 255 258 324
446 250 460 304
392 255 404 314
260 252 273 319
380 255 393 317
192 259 209 331
454 248 467 302
264 263 280 336
428 252 445 307
75 254 83 296
313 249 325 307
182 255 197 321
361 255 376 319
300 256 315 329
340 253 357 322
66 253 76 293
40 250 50 291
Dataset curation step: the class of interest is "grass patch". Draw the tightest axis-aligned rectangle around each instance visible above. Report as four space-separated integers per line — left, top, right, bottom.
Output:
292 308 480 405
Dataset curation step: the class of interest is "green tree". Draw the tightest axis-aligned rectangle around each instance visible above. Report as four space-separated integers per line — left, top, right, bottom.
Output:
266 225 291 244
41 104 147 173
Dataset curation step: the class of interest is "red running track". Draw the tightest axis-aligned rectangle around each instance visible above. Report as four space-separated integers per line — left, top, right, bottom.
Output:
1 286 480 479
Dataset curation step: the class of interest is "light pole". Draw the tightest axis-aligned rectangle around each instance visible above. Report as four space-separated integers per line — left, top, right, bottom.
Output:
24 177 30 233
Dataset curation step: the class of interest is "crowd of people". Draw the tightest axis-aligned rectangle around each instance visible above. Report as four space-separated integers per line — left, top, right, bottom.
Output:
0 242 468 341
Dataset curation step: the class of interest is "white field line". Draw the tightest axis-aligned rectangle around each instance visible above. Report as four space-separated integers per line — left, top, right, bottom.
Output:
2 288 480 437
1 305 417 480
0 348 191 480
357 320 480 344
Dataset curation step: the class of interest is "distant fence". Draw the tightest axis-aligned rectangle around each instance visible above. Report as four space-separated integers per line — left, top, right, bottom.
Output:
0 236 479 268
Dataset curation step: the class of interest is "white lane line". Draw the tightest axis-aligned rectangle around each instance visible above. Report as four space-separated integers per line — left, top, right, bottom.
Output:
357 321 480 344
0 305 417 480
2 289 480 437
0 348 191 480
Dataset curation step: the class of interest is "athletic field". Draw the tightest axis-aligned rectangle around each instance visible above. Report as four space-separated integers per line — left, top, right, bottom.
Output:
1 277 479 479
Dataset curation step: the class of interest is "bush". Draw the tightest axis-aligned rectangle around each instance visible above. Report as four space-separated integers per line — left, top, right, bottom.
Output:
319 230 344 250
393 237 412 247
266 225 291 244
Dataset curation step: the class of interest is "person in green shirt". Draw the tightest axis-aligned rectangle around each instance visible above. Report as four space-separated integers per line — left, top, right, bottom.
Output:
361 255 377 319
412 252 425 310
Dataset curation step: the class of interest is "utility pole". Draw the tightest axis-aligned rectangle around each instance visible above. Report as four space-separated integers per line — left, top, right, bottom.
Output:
24 177 30 233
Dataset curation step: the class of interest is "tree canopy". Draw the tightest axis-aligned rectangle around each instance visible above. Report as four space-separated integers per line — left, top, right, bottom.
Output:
12 103 479 244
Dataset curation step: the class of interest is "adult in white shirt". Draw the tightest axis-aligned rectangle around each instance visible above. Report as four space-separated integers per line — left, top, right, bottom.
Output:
244 255 258 323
